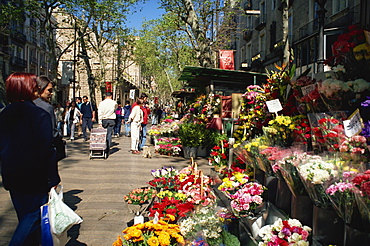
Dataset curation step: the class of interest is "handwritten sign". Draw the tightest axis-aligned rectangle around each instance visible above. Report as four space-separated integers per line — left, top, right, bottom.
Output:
343 109 363 137
301 84 316 96
266 99 283 113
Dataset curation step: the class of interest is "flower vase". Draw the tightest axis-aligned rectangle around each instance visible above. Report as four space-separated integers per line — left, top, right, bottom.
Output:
290 195 313 228
312 206 344 245
274 178 292 215
253 168 265 186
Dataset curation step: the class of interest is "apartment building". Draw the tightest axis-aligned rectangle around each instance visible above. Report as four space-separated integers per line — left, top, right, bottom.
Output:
234 0 370 76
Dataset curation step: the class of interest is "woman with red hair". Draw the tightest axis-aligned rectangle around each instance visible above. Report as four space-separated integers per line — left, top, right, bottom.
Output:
0 72 60 245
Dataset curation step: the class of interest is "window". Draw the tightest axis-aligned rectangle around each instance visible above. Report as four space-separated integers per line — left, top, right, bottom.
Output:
271 0 276 10
260 1 266 23
332 0 348 14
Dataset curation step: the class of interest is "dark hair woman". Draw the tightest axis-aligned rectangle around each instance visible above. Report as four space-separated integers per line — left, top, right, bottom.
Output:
0 72 60 245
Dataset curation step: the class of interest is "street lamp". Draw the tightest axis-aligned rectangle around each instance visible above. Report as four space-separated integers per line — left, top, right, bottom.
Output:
315 0 327 73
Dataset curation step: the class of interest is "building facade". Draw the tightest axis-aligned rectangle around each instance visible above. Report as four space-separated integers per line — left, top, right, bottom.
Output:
234 0 370 77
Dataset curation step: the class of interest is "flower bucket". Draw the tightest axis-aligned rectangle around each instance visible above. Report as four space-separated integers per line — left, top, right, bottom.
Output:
274 178 292 215
197 146 208 157
344 224 370 245
312 205 344 245
183 146 198 158
291 195 313 228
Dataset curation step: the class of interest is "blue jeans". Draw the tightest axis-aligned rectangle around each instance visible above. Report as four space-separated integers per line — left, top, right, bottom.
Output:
114 115 122 135
124 118 131 136
102 119 115 149
82 117 93 139
9 191 48 246
140 124 147 150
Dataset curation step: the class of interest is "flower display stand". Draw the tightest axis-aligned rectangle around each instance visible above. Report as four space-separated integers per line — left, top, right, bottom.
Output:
290 195 313 228
312 206 344 245
274 178 291 215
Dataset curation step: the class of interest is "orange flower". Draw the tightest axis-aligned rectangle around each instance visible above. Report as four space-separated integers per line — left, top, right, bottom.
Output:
112 236 122 246
147 236 159 246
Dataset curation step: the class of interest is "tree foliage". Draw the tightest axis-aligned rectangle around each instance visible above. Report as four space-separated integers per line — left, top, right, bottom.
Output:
133 13 197 104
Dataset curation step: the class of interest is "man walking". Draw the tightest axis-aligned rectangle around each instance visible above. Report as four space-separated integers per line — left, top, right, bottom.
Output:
123 100 131 137
98 92 117 151
80 96 96 141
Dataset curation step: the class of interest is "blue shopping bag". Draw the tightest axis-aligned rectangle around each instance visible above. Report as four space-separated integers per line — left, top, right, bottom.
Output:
41 204 53 246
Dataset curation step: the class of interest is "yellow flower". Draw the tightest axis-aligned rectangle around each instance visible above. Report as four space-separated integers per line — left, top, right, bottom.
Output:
166 214 176 222
158 232 171 246
147 236 159 246
112 236 122 246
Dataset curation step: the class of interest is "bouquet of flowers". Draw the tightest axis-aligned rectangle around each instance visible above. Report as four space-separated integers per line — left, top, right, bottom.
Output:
151 166 179 178
308 112 348 152
149 196 194 222
154 138 182 156
273 149 308 197
297 155 338 208
264 115 295 147
241 136 269 170
217 171 250 197
208 140 229 169
229 182 266 218
292 116 312 145
317 78 353 111
156 190 187 201
178 172 216 206
258 218 311 246
325 171 359 223
123 187 157 205
325 25 370 82
148 176 181 191
113 215 185 246
179 205 223 245
352 169 370 232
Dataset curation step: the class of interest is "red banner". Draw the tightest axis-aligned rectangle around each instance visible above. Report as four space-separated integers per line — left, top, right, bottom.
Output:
105 81 113 93
219 50 235 70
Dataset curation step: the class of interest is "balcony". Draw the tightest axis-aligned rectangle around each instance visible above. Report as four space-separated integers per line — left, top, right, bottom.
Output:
10 29 27 43
12 56 27 68
298 19 319 39
254 15 266 31
30 56 38 65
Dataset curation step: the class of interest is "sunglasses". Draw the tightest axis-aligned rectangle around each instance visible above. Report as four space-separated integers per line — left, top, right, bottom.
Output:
47 88 53 93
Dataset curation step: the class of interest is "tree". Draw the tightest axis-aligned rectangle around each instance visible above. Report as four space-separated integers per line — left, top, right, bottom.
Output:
133 14 197 104
159 0 240 68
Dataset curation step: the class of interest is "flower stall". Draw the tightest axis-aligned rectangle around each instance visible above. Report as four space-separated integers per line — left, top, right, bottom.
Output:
113 26 370 246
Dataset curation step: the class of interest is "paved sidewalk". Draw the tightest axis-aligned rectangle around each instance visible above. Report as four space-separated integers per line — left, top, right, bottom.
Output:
0 134 211 245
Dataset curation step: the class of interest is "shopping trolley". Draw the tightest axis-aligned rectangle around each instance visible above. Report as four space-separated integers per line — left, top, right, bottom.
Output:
89 128 108 159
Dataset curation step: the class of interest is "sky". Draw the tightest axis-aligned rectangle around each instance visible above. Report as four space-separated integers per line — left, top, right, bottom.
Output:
126 0 166 30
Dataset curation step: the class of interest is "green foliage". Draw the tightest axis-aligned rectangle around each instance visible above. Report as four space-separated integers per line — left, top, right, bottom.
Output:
178 122 206 147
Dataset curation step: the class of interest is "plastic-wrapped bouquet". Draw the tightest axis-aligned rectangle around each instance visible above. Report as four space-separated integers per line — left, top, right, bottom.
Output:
208 140 229 169
297 155 338 208
229 182 266 217
149 196 194 222
264 115 295 147
352 169 370 232
325 171 359 223
258 218 311 246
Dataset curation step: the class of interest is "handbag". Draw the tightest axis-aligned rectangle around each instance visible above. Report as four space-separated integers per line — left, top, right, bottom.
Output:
53 134 66 162
48 187 83 236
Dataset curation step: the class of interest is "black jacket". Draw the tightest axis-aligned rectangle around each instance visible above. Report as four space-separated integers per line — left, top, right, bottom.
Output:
0 101 60 193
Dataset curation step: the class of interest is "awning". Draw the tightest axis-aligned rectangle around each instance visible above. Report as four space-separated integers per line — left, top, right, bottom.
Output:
178 66 267 87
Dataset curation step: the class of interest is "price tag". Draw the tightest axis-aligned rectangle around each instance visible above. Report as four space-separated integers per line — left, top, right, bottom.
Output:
343 109 363 137
301 84 316 96
266 99 283 113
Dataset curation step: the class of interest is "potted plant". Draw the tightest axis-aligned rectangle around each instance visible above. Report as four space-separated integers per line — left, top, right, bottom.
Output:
178 122 205 158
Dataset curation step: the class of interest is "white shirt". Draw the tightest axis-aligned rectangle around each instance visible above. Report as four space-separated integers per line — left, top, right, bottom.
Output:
98 98 117 124
128 105 143 123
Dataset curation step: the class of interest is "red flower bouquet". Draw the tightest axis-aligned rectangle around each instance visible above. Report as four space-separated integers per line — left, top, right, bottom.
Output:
149 196 194 221
148 176 181 190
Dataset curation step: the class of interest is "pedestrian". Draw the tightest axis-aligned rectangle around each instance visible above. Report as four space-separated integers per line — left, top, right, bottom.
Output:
33 75 58 138
80 95 96 141
98 92 117 150
123 100 132 137
113 100 123 137
63 99 71 136
151 104 158 125
75 96 83 137
64 101 81 141
0 72 60 245
157 106 163 124
127 97 143 154
140 101 151 150
54 102 64 135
